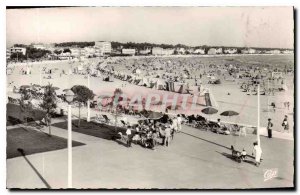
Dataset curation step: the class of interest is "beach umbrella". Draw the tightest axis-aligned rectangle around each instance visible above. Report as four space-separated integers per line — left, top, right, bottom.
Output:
201 107 218 115
52 87 60 90
20 85 31 89
143 111 163 120
32 84 41 88
166 105 181 110
220 110 239 117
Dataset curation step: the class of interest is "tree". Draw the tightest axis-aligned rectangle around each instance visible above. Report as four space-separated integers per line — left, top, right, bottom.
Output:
40 84 57 136
71 85 94 127
63 48 71 53
113 88 123 130
19 87 33 125
53 49 62 55
10 52 27 62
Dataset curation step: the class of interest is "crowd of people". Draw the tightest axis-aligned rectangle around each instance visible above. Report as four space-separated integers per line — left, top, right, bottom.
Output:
118 114 183 149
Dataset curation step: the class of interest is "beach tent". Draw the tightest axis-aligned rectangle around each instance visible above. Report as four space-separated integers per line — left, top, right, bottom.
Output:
138 78 150 87
153 79 166 90
177 84 189 94
103 76 112 82
166 81 175 92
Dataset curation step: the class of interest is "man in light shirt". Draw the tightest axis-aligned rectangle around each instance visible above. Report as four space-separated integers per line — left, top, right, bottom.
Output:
177 114 182 132
126 126 132 147
164 124 172 147
252 142 262 167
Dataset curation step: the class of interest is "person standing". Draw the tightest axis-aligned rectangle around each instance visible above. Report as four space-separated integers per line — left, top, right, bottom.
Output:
282 115 289 133
164 124 172 147
241 149 247 161
126 126 132 147
267 118 273 138
271 102 276 112
252 142 262 167
177 114 182 132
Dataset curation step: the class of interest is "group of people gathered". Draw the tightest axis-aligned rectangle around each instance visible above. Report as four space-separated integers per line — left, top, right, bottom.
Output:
119 115 182 149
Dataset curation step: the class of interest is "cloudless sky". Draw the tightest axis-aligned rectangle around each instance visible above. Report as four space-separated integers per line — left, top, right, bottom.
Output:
6 7 294 48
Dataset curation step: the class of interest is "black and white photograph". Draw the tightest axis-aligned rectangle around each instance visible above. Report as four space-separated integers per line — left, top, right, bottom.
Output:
5 6 295 189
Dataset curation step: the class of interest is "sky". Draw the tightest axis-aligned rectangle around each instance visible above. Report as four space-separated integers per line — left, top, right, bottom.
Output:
6 7 294 48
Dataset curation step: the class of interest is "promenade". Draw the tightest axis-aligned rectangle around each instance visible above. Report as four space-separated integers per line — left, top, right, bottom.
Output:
7 118 294 189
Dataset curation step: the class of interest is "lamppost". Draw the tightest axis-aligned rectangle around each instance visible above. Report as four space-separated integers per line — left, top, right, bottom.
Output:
254 80 261 147
65 89 74 188
87 66 91 122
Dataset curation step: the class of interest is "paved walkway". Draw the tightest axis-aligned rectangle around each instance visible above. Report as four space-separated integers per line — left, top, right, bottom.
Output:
7 121 294 189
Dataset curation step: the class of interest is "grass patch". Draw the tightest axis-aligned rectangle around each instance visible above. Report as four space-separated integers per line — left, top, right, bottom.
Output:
52 120 126 140
7 127 85 159
6 103 63 125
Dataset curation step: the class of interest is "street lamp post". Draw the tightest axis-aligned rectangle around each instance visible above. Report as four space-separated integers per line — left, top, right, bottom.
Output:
256 82 261 147
87 67 91 122
65 89 74 188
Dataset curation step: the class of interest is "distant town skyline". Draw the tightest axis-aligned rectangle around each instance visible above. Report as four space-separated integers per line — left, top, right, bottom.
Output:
7 7 294 49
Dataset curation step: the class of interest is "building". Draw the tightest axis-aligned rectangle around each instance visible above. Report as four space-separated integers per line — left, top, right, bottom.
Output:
6 49 11 59
84 47 96 57
94 41 112 55
282 50 293 54
207 48 216 55
70 48 81 57
193 49 205 55
164 48 175 55
242 48 256 54
152 47 174 55
32 44 46 50
270 50 281 54
152 47 164 55
139 49 151 55
10 47 26 55
248 48 256 54
215 48 223 54
122 48 136 56
58 52 72 60
224 48 237 54
176 48 186 54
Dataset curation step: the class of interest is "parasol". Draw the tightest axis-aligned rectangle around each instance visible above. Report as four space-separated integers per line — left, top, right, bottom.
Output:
220 110 239 117
201 107 218 115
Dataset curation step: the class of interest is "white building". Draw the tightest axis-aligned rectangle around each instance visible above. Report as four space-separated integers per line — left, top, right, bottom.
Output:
70 48 81 57
193 49 205 55
207 48 216 55
176 48 186 54
6 49 11 59
224 48 237 54
122 48 136 56
84 47 96 57
270 50 281 54
282 50 293 54
32 44 46 50
249 49 256 54
242 48 256 54
10 47 26 55
152 47 164 55
94 41 112 55
215 48 223 54
139 49 151 55
152 47 174 55
58 52 72 60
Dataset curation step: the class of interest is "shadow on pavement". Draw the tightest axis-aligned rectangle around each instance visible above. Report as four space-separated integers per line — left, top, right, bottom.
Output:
17 148 51 189
114 139 128 148
216 151 257 166
180 131 231 150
